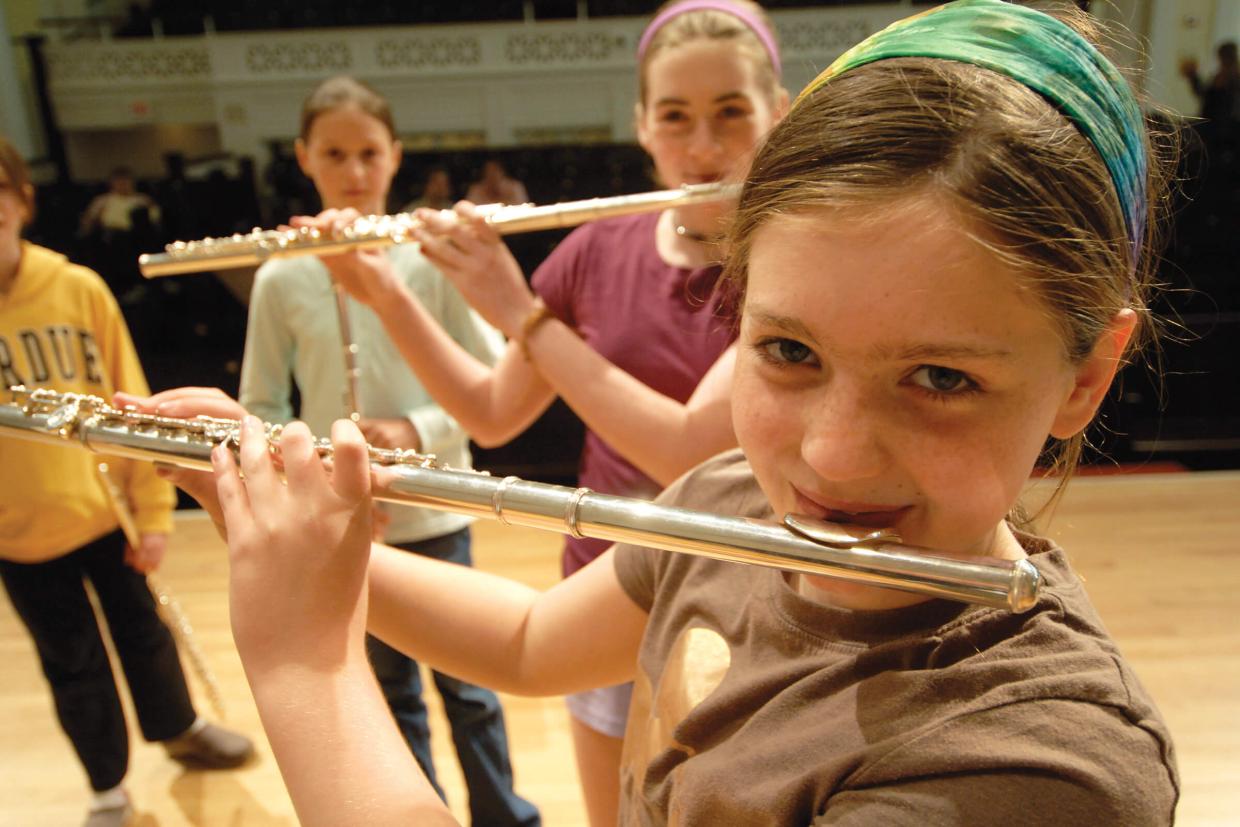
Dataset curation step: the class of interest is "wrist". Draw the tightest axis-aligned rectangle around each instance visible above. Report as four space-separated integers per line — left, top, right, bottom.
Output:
516 299 557 360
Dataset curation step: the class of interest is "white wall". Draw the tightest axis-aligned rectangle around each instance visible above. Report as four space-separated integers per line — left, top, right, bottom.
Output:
42 5 912 166
37 1 1238 177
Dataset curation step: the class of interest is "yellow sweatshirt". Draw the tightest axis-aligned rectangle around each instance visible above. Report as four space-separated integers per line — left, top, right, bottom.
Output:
0 242 174 562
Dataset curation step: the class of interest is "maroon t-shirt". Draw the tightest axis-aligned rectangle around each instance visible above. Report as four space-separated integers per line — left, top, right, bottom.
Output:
531 212 736 576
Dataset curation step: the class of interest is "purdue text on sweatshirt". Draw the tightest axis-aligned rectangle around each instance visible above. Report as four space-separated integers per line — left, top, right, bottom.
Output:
0 242 173 562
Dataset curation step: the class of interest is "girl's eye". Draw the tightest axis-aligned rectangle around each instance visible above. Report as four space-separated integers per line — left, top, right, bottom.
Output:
757 337 816 366
909 365 976 396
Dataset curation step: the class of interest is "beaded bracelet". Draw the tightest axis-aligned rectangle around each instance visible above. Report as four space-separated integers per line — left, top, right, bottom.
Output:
518 299 556 360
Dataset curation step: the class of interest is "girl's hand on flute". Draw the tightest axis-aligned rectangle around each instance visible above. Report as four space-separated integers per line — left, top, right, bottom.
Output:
113 387 247 539
290 209 405 310
216 417 374 677
356 417 421 451
412 201 538 338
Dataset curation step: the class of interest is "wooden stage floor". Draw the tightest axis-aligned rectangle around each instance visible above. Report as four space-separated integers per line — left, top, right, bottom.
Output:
2 471 1237 825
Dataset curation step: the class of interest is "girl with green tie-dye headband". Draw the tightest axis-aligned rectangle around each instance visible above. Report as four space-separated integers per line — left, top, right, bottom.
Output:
166 3 1178 824
729 0 1172 508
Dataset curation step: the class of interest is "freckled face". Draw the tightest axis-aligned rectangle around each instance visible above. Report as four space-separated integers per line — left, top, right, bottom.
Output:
732 203 1087 606
636 40 782 232
296 105 400 216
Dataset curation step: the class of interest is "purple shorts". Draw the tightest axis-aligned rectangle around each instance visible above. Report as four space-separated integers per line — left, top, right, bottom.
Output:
565 682 633 738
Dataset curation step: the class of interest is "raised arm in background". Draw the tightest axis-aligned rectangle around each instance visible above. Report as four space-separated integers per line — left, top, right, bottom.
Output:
306 209 738 485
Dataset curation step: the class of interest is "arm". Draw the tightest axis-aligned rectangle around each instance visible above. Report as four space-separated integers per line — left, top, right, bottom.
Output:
362 251 511 455
366 543 647 696
413 207 739 485
115 386 648 698
528 331 737 486
216 417 457 826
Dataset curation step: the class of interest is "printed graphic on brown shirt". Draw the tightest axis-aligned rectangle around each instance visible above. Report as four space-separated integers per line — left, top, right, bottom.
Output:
620 625 732 816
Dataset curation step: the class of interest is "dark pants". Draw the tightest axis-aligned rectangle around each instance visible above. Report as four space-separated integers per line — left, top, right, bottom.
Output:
370 527 540 827
0 530 196 791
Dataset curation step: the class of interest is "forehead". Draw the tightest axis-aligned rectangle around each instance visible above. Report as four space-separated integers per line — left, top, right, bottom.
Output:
306 105 392 143
644 39 764 103
743 206 1064 359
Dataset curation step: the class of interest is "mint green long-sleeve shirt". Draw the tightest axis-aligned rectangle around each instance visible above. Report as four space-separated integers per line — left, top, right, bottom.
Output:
239 243 505 543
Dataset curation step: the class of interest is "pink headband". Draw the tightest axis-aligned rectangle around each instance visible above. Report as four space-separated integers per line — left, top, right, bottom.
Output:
636 1 782 78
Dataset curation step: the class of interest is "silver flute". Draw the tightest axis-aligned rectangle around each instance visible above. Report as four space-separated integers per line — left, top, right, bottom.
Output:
138 183 737 425
0 386 1042 613
137 183 739 278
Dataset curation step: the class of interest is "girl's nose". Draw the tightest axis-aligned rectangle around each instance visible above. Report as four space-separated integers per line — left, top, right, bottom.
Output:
685 118 724 162
799 381 886 484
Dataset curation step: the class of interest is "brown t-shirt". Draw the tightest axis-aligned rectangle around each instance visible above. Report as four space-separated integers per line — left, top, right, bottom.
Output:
614 450 1178 826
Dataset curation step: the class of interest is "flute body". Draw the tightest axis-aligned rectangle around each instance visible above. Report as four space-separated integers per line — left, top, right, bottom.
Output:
139 183 739 277
0 387 1041 613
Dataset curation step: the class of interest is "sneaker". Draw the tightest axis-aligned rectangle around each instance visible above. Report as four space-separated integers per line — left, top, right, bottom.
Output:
82 798 132 827
163 721 255 769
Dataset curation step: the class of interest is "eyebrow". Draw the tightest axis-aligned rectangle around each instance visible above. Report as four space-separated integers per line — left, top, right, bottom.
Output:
744 310 819 344
745 309 1014 361
885 343 1015 361
652 91 749 108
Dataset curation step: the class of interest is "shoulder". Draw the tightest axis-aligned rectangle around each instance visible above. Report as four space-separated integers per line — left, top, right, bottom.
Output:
853 695 1177 825
572 211 659 257
656 448 769 517
535 213 657 276
26 244 110 295
614 449 769 609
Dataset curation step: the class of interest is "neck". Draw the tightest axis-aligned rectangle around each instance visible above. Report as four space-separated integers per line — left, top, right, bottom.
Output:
0 243 22 295
655 210 720 269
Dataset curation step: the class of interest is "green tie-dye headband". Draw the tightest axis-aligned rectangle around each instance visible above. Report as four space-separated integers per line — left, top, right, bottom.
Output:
797 0 1147 264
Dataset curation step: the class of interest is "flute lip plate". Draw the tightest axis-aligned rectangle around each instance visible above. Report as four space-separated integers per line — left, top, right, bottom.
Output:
782 513 903 548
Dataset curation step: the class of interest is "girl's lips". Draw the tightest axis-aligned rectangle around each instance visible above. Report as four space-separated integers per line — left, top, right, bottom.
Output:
791 488 911 529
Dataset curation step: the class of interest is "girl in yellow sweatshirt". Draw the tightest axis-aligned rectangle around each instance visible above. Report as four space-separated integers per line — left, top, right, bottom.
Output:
0 137 251 827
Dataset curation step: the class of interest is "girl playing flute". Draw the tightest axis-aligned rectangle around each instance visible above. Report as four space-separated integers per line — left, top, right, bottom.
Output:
132 1 1179 822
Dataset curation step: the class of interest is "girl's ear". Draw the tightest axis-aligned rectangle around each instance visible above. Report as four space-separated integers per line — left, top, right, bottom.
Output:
389 138 403 170
1049 309 1138 439
634 102 652 154
773 86 791 121
293 138 312 177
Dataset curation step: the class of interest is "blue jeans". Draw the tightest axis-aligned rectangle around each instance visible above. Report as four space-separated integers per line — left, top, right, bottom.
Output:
368 527 540 827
